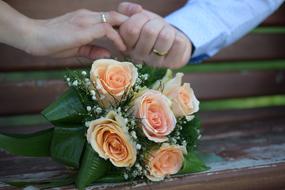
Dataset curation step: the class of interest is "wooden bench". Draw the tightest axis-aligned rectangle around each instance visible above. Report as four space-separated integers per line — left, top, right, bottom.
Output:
1 1 285 189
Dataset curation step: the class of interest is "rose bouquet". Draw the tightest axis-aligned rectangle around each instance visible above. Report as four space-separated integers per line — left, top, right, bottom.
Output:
0 59 208 189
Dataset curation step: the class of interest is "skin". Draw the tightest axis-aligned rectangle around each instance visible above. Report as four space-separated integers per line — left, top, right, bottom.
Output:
0 1 191 68
0 0 131 59
118 2 193 69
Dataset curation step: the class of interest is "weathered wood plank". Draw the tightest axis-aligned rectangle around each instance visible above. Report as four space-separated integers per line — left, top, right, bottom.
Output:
200 106 285 126
5 0 187 19
1 70 285 115
0 80 67 115
185 70 285 100
209 34 285 62
4 0 285 26
263 3 285 26
0 112 285 189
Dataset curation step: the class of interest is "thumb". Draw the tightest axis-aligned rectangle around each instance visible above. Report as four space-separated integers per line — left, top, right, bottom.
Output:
118 2 143 16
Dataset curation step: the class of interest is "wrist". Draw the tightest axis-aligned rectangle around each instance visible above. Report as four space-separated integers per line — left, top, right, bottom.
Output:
0 1 48 56
20 18 46 56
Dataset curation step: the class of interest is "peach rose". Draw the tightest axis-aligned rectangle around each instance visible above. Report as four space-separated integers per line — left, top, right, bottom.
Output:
146 144 186 181
162 73 199 117
86 111 136 167
132 90 176 142
90 59 138 107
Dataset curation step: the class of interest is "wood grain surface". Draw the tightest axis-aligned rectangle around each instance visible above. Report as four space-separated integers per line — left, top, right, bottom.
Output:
1 107 285 189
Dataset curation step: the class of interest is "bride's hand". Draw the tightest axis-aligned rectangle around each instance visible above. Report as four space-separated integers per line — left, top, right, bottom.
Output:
25 9 128 59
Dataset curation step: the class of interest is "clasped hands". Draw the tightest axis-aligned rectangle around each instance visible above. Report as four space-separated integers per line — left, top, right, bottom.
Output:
25 2 192 68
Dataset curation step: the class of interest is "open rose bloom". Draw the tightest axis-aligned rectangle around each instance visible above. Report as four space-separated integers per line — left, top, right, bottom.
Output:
87 111 137 167
90 59 138 107
132 90 176 143
146 144 187 181
163 73 199 117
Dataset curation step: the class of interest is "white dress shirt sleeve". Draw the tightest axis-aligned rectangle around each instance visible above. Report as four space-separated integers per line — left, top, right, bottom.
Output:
165 0 284 63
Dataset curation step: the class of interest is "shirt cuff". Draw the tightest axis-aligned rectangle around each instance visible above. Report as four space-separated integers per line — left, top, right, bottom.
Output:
165 2 228 62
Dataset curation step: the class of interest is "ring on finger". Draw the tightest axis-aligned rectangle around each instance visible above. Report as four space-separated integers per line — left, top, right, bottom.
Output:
100 12 107 23
152 49 168 56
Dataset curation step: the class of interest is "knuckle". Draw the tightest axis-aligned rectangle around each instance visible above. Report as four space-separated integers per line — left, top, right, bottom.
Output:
72 17 88 27
126 26 140 37
159 31 171 41
108 10 117 18
72 9 92 27
76 9 90 15
175 35 185 45
144 27 156 37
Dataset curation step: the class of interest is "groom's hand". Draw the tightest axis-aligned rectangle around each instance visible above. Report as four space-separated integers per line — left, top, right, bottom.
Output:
118 2 192 68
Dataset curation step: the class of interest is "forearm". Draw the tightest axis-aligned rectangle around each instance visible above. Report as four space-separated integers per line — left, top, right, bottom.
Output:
0 0 36 53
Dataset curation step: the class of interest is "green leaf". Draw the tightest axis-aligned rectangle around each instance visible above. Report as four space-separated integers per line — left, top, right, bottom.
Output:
96 171 125 183
76 144 111 189
50 126 86 168
179 151 209 174
181 116 201 152
140 64 168 87
0 129 53 157
42 88 86 125
152 69 173 90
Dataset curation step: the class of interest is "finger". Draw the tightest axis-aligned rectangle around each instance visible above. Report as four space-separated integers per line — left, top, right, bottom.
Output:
118 2 143 16
51 48 79 58
91 23 127 51
163 33 187 68
178 39 192 68
144 26 175 68
103 11 129 26
119 13 150 49
77 45 111 59
71 9 128 27
133 19 165 60
153 25 175 57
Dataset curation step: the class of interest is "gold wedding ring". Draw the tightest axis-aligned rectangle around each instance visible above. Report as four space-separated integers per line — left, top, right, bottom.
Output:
152 49 168 56
101 12 107 23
